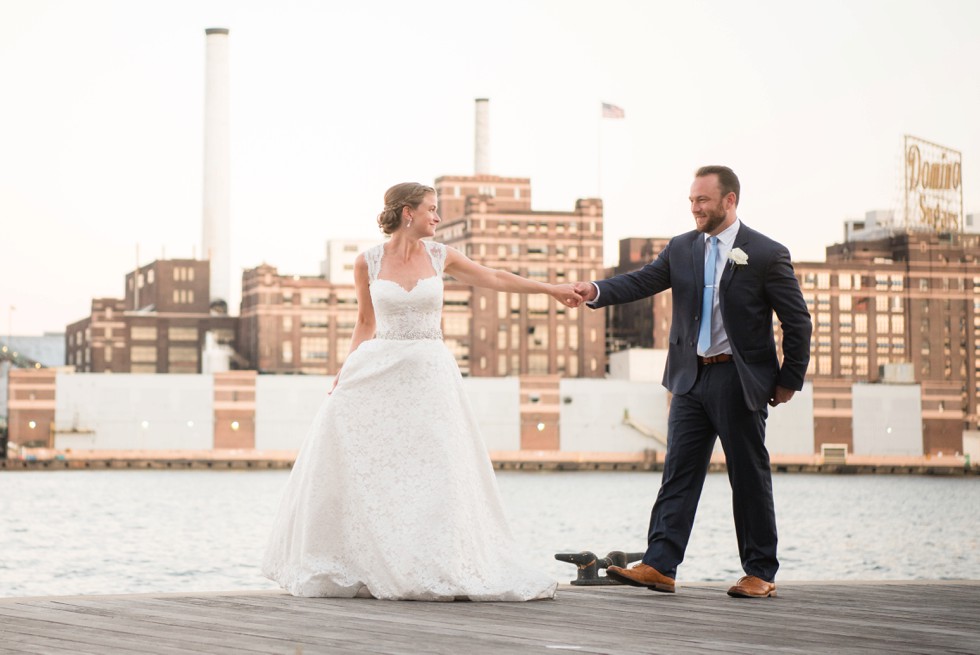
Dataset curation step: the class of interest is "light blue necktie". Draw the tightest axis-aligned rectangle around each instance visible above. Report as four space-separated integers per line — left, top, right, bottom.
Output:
698 236 719 355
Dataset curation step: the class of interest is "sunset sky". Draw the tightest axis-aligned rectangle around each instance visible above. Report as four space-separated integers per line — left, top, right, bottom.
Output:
3 0 979 335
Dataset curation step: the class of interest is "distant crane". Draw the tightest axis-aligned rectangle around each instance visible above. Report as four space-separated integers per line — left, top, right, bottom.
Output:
621 408 668 448
0 343 43 369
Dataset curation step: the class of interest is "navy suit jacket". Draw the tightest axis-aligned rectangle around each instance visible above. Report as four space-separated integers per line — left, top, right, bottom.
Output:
592 223 812 411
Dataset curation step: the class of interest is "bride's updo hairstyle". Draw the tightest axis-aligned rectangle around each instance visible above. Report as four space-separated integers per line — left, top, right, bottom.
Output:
377 182 436 235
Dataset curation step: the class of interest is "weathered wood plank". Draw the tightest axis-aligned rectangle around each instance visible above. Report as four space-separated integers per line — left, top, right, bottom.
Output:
1 583 978 654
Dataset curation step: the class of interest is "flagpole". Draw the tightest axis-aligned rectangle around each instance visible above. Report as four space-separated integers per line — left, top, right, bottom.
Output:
597 103 602 199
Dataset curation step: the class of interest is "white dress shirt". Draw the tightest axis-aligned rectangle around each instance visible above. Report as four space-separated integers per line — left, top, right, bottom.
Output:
589 218 741 357
701 219 740 357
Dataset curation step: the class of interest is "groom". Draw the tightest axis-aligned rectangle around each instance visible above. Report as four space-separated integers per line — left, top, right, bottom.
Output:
574 166 811 598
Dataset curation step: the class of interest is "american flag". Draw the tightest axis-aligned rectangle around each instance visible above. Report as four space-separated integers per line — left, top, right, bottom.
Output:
601 102 625 119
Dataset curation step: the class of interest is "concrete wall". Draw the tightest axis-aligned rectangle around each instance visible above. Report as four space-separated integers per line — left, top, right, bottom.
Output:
254 375 330 450
32 370 942 457
607 349 667 383
559 378 668 452
252 375 520 451
851 383 923 455
963 430 980 464
462 377 520 450
766 381 815 455
54 373 213 450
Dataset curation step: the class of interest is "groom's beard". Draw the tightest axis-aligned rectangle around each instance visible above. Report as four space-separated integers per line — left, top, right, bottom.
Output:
694 206 727 234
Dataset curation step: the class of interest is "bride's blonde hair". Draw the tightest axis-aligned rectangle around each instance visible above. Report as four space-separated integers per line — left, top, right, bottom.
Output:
377 183 435 235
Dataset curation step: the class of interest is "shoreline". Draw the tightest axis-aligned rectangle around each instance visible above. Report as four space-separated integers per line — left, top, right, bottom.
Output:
2 448 976 475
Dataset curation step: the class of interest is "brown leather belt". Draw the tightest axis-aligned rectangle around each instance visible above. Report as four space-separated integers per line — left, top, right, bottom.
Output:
698 353 733 365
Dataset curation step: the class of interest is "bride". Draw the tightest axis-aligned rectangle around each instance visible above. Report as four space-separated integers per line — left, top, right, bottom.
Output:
262 182 583 601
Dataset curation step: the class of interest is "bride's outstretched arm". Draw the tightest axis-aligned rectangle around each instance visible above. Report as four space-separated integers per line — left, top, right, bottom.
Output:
329 255 375 394
443 246 583 307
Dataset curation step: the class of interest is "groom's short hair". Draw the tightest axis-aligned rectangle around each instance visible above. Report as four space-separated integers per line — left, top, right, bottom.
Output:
696 165 740 207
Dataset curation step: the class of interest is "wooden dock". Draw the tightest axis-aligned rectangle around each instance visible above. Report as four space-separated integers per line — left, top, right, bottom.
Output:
1 582 978 653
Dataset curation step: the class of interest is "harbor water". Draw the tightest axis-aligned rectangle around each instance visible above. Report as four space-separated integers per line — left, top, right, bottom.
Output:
1 470 978 598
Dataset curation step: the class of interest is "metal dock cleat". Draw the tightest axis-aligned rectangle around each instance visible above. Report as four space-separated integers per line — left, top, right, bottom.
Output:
554 550 645 585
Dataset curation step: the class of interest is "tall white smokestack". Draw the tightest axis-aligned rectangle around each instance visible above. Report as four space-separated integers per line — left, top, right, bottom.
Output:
474 98 490 175
203 27 231 310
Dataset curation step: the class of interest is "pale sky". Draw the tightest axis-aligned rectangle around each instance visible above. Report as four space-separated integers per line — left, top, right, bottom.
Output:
2 0 979 336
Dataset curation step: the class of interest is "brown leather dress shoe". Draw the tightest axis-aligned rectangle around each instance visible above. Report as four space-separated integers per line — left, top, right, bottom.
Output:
605 563 675 593
727 575 777 598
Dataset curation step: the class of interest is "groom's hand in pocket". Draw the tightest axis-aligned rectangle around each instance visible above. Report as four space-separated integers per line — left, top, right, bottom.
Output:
768 386 795 407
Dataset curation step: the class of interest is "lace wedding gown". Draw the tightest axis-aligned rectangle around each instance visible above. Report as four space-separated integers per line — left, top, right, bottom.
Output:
261 241 557 601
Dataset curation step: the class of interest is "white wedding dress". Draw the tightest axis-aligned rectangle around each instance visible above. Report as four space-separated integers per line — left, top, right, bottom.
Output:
261 241 557 601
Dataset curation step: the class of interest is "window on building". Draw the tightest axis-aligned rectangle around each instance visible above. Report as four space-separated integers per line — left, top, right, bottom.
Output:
282 341 293 363
302 291 330 305
104 346 113 362
530 326 548 349
131 326 157 341
283 316 293 331
168 346 198 364
301 313 329 329
528 294 549 315
529 354 548 375
300 337 328 361
168 327 198 341
443 315 468 336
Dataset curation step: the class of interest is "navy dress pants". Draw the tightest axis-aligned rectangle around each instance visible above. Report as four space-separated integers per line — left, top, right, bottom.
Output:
641 359 778 582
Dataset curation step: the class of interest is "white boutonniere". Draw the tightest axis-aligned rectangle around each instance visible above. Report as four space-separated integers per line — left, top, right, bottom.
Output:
728 248 748 269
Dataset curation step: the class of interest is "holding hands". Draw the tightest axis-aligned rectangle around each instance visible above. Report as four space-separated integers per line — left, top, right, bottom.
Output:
572 282 597 303
550 284 588 308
